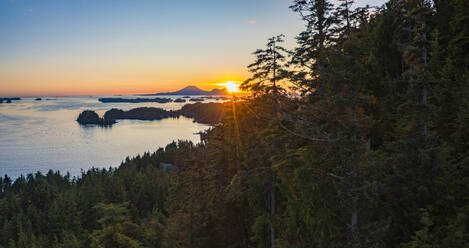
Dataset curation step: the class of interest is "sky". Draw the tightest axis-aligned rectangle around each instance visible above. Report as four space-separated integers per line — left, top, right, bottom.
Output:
0 0 387 96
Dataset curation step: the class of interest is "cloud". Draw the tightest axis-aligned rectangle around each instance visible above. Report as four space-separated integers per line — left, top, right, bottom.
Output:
248 20 256 25
8 0 16 3
23 8 32 15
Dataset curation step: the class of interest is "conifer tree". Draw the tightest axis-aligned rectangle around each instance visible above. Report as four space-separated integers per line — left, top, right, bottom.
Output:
242 35 288 94
290 0 336 96
90 203 142 248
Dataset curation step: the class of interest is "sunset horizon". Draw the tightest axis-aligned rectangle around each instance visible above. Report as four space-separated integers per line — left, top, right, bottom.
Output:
3 0 464 247
1 0 382 97
1 0 302 97
0 81 241 97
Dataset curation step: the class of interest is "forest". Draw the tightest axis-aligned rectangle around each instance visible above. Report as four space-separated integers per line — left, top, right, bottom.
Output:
0 0 468 247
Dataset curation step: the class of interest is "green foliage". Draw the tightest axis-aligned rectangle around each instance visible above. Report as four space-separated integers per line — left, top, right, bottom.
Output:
1 0 468 247
242 34 289 94
90 203 142 248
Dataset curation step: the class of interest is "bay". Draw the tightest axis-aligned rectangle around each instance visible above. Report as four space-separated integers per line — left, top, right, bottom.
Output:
0 96 214 178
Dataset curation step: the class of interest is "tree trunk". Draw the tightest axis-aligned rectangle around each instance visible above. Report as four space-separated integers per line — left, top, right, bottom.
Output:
422 0 428 138
270 171 276 248
273 39 277 90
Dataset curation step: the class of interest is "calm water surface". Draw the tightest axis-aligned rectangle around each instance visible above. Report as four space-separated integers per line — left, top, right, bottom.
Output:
0 96 213 178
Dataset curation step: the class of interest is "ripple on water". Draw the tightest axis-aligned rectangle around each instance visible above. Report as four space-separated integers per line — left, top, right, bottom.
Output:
0 96 210 178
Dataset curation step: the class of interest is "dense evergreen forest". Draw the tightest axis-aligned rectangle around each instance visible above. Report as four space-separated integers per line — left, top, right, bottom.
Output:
1 0 467 247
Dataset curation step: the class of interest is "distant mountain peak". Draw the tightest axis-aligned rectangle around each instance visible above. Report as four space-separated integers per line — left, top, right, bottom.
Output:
210 88 229 95
180 86 203 92
143 85 230 96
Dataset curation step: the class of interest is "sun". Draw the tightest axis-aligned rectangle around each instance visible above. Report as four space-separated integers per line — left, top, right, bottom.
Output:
217 81 241 93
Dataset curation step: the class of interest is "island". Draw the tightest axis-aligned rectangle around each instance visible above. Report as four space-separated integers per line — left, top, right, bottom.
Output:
0 97 20 103
103 107 179 121
77 110 116 126
77 102 226 126
98 97 173 103
189 98 205 102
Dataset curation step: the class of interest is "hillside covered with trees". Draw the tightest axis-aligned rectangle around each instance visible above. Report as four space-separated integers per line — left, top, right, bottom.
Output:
1 0 468 247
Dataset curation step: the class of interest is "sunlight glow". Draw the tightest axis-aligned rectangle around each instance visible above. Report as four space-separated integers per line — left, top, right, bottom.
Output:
217 81 241 93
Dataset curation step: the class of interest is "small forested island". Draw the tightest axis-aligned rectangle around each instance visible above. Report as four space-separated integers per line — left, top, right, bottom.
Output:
98 97 173 103
173 98 186 103
189 97 204 102
76 110 116 126
77 102 226 126
103 107 179 121
0 97 20 103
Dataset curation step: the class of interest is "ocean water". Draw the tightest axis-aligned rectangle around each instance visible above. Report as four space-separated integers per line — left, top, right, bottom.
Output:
0 96 215 178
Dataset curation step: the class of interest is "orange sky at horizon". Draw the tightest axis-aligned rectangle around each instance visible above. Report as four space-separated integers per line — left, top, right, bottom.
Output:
0 49 250 96
0 63 249 97
0 0 387 97
0 0 304 97
0 39 251 97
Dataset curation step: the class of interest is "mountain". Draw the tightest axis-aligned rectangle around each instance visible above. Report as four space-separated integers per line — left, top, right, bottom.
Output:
143 86 230 96
209 88 230 95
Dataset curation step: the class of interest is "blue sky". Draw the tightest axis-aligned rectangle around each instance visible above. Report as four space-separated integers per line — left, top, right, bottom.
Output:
0 0 388 96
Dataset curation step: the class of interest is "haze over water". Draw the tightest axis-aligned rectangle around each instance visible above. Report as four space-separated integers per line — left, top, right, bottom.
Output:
0 96 211 178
